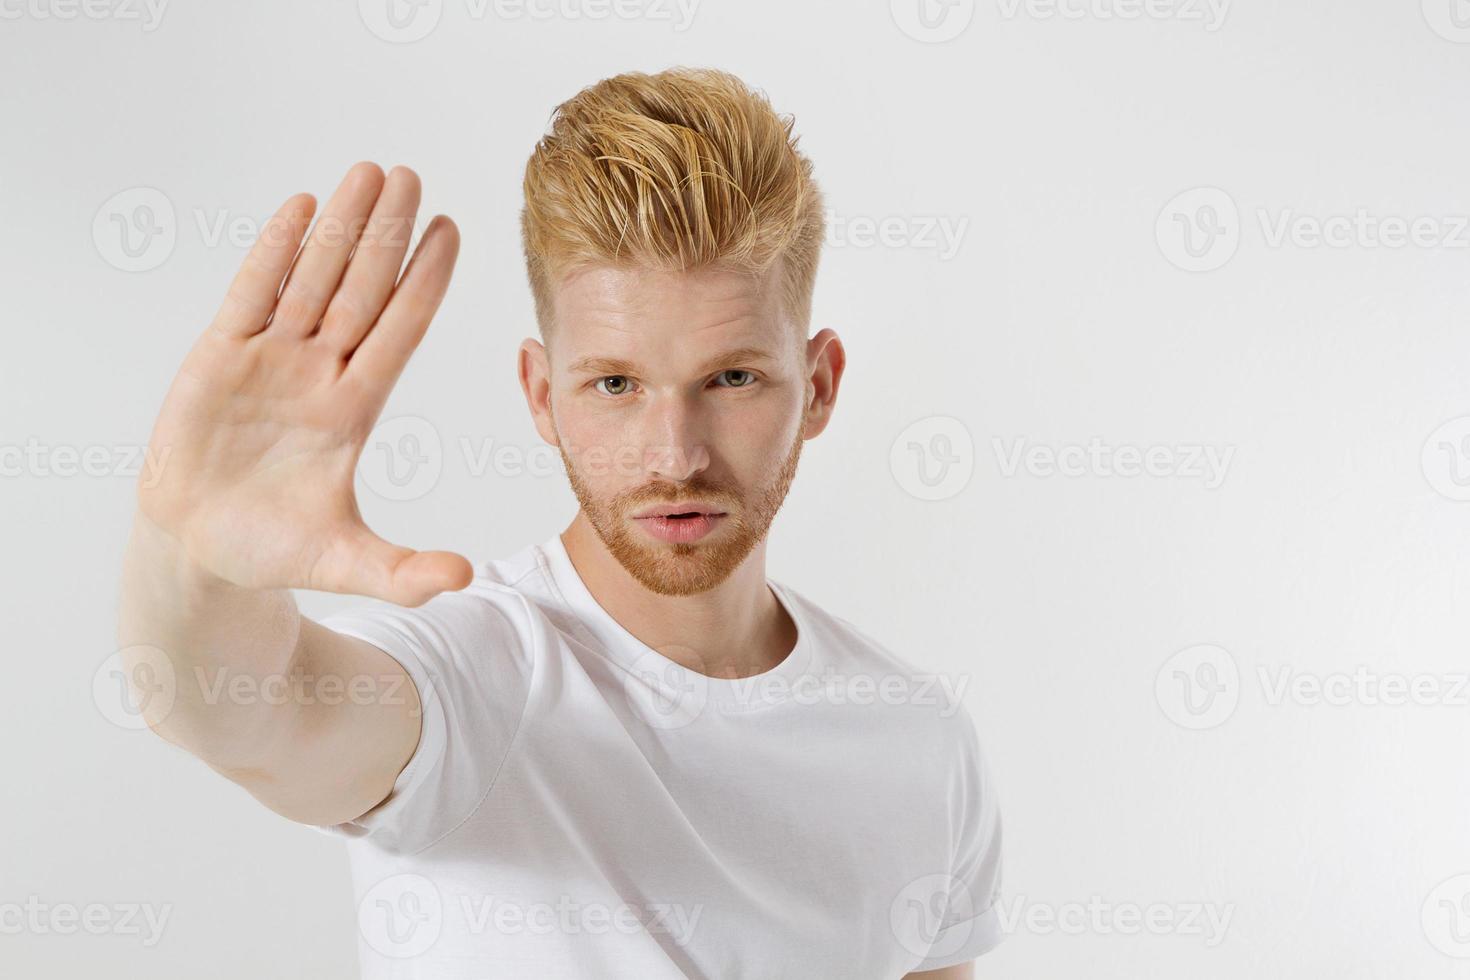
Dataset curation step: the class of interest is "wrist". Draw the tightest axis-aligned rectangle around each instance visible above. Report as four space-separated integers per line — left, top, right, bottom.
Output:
126 510 241 597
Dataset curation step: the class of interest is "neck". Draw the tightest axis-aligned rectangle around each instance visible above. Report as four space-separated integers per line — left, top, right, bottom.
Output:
560 512 796 679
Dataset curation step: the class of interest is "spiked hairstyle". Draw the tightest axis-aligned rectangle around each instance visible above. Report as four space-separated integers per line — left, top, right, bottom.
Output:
520 67 825 341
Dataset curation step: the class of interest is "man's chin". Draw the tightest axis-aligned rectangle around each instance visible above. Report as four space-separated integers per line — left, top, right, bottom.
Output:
605 515 760 597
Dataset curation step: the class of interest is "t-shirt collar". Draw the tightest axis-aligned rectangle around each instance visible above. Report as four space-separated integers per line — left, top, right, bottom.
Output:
536 531 815 712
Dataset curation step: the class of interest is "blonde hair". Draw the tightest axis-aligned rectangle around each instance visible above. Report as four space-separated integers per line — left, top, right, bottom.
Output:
520 67 825 341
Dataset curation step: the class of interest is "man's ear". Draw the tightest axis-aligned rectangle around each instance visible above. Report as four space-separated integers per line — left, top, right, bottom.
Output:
518 337 560 448
801 327 846 439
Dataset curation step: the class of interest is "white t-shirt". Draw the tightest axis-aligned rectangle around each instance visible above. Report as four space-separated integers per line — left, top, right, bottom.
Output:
315 532 1004 978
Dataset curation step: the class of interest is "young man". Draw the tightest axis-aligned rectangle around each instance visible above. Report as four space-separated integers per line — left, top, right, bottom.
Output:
117 67 1003 978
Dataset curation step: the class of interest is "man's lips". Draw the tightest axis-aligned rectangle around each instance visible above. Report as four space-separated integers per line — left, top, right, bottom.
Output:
630 502 728 520
631 511 727 544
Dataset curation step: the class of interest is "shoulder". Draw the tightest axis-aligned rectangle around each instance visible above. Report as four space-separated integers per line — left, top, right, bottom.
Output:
777 580 983 755
331 578 535 636
319 554 552 681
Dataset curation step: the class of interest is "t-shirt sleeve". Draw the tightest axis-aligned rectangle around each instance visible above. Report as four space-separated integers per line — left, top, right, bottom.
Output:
307 587 536 856
909 704 1006 970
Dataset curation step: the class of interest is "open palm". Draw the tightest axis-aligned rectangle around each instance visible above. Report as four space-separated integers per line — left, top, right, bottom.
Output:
139 163 470 607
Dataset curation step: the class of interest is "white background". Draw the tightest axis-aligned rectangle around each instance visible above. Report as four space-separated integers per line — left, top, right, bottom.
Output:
3 0 1470 976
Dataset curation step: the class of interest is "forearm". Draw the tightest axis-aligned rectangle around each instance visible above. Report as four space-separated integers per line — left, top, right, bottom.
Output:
117 511 304 770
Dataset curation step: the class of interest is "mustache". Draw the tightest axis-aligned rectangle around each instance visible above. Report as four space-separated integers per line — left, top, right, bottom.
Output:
621 485 736 510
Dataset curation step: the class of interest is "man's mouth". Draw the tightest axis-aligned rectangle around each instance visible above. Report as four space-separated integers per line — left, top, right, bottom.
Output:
631 503 728 520
630 505 730 543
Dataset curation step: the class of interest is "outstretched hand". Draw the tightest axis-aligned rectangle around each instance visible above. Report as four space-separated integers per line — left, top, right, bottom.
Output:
138 162 471 607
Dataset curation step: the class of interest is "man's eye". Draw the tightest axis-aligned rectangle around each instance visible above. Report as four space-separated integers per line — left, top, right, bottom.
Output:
713 370 756 389
595 376 634 396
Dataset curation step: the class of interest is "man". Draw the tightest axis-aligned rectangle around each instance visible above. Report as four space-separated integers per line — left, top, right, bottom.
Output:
117 67 1003 978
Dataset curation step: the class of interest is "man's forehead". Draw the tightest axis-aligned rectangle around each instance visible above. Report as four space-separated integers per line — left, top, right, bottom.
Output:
549 263 791 366
555 263 777 316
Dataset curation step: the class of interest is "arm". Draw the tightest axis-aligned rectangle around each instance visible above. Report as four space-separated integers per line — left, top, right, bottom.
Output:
116 163 467 826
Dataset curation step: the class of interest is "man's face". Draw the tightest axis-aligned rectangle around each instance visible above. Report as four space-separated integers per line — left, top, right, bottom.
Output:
529 263 811 597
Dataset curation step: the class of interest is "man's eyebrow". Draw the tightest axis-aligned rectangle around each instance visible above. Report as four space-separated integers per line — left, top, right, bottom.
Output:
567 346 777 377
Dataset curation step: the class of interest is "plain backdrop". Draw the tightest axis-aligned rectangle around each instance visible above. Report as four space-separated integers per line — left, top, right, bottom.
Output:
3 0 1470 976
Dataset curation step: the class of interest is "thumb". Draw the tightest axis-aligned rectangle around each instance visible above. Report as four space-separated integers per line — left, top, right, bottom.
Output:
322 524 473 607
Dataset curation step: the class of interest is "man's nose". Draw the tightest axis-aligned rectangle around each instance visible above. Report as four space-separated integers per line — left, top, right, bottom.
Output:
640 395 711 483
